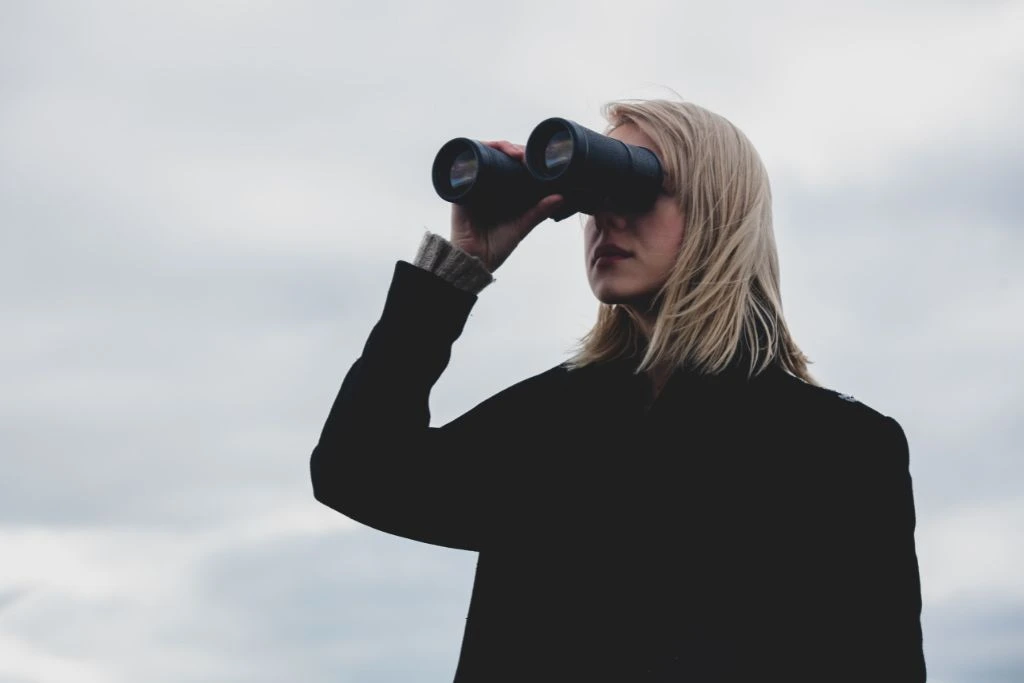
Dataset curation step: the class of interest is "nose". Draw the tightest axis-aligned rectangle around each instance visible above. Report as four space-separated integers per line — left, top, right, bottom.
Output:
592 210 628 234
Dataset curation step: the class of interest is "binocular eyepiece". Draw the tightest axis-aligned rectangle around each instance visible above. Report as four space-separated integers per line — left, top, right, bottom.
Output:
431 118 664 222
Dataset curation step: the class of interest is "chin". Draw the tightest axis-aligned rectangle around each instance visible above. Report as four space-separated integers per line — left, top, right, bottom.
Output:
591 284 654 310
588 268 663 305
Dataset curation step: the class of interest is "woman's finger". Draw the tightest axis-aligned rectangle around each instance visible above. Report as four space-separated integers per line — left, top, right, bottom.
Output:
484 139 524 160
520 194 565 229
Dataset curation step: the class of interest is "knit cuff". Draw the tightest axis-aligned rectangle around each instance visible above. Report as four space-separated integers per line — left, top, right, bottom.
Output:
413 231 495 294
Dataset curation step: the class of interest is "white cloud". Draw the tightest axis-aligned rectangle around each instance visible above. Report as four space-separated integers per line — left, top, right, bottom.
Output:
0 635 113 683
1 0 1021 680
0 504 351 603
918 497 1024 605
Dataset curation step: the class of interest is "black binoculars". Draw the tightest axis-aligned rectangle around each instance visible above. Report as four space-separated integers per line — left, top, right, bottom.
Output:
431 118 664 222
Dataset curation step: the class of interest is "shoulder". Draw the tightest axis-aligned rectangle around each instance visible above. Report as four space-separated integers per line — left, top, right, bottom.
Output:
500 359 614 393
767 372 908 465
773 372 893 423
466 362 574 412
474 359 623 417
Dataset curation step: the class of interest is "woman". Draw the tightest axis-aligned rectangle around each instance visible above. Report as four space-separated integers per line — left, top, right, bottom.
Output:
309 99 926 682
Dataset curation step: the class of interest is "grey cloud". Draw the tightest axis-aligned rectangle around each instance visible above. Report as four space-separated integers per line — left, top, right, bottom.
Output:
0 587 33 616
0 527 477 682
185 529 476 683
925 597 1024 683
1 0 1021 681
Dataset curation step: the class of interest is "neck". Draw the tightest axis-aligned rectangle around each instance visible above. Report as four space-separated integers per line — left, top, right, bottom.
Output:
636 314 655 339
622 305 664 403
639 361 677 409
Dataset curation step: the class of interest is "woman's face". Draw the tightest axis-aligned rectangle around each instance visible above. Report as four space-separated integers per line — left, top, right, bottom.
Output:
583 123 686 314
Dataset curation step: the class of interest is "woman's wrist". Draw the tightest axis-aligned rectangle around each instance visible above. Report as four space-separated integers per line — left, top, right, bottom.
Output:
413 231 495 294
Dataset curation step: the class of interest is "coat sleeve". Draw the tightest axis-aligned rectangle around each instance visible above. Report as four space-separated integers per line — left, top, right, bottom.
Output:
834 415 927 681
309 261 557 552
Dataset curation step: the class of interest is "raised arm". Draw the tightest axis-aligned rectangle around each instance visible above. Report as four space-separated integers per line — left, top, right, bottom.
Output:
311 140 564 551
310 255 563 551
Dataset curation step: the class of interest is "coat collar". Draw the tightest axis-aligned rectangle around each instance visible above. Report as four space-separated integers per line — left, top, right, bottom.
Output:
572 351 792 412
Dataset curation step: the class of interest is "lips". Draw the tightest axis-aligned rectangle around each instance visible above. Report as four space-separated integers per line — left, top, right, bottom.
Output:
592 244 633 265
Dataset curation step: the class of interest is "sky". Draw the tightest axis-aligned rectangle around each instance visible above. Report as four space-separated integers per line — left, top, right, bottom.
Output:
1 0 1022 681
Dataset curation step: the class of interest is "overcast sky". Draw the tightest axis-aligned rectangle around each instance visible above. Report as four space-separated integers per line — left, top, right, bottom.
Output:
1 1 1022 681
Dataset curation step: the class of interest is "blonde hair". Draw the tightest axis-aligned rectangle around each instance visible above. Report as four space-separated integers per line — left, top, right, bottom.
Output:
565 98 818 385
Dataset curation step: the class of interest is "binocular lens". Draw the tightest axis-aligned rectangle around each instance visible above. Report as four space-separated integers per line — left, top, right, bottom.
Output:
449 149 478 190
543 130 573 172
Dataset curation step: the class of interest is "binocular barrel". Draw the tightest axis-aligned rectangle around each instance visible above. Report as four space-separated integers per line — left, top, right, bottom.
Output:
431 117 664 222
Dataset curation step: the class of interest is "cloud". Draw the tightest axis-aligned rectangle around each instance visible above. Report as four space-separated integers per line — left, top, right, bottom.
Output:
925 596 1024 683
1 0 1021 680
0 517 473 683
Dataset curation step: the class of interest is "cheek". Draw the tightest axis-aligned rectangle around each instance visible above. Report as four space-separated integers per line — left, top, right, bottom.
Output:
582 219 597 251
659 211 686 253
672 227 685 253
640 222 685 274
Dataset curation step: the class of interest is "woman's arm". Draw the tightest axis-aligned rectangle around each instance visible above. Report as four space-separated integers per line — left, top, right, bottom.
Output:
309 259 560 552
862 417 926 678
830 415 927 681
311 139 565 551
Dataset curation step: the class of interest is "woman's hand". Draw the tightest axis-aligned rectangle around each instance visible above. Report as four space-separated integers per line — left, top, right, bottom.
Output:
450 140 564 273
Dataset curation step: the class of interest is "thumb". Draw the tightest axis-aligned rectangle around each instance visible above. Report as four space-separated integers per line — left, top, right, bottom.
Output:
520 194 566 231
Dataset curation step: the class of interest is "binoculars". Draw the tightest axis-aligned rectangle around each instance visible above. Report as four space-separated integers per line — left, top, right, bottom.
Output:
431 118 664 222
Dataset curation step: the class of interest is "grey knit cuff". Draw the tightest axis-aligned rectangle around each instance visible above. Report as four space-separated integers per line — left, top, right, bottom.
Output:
413 231 495 294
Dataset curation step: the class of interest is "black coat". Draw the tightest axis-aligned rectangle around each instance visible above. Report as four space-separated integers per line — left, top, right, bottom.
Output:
310 262 926 682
